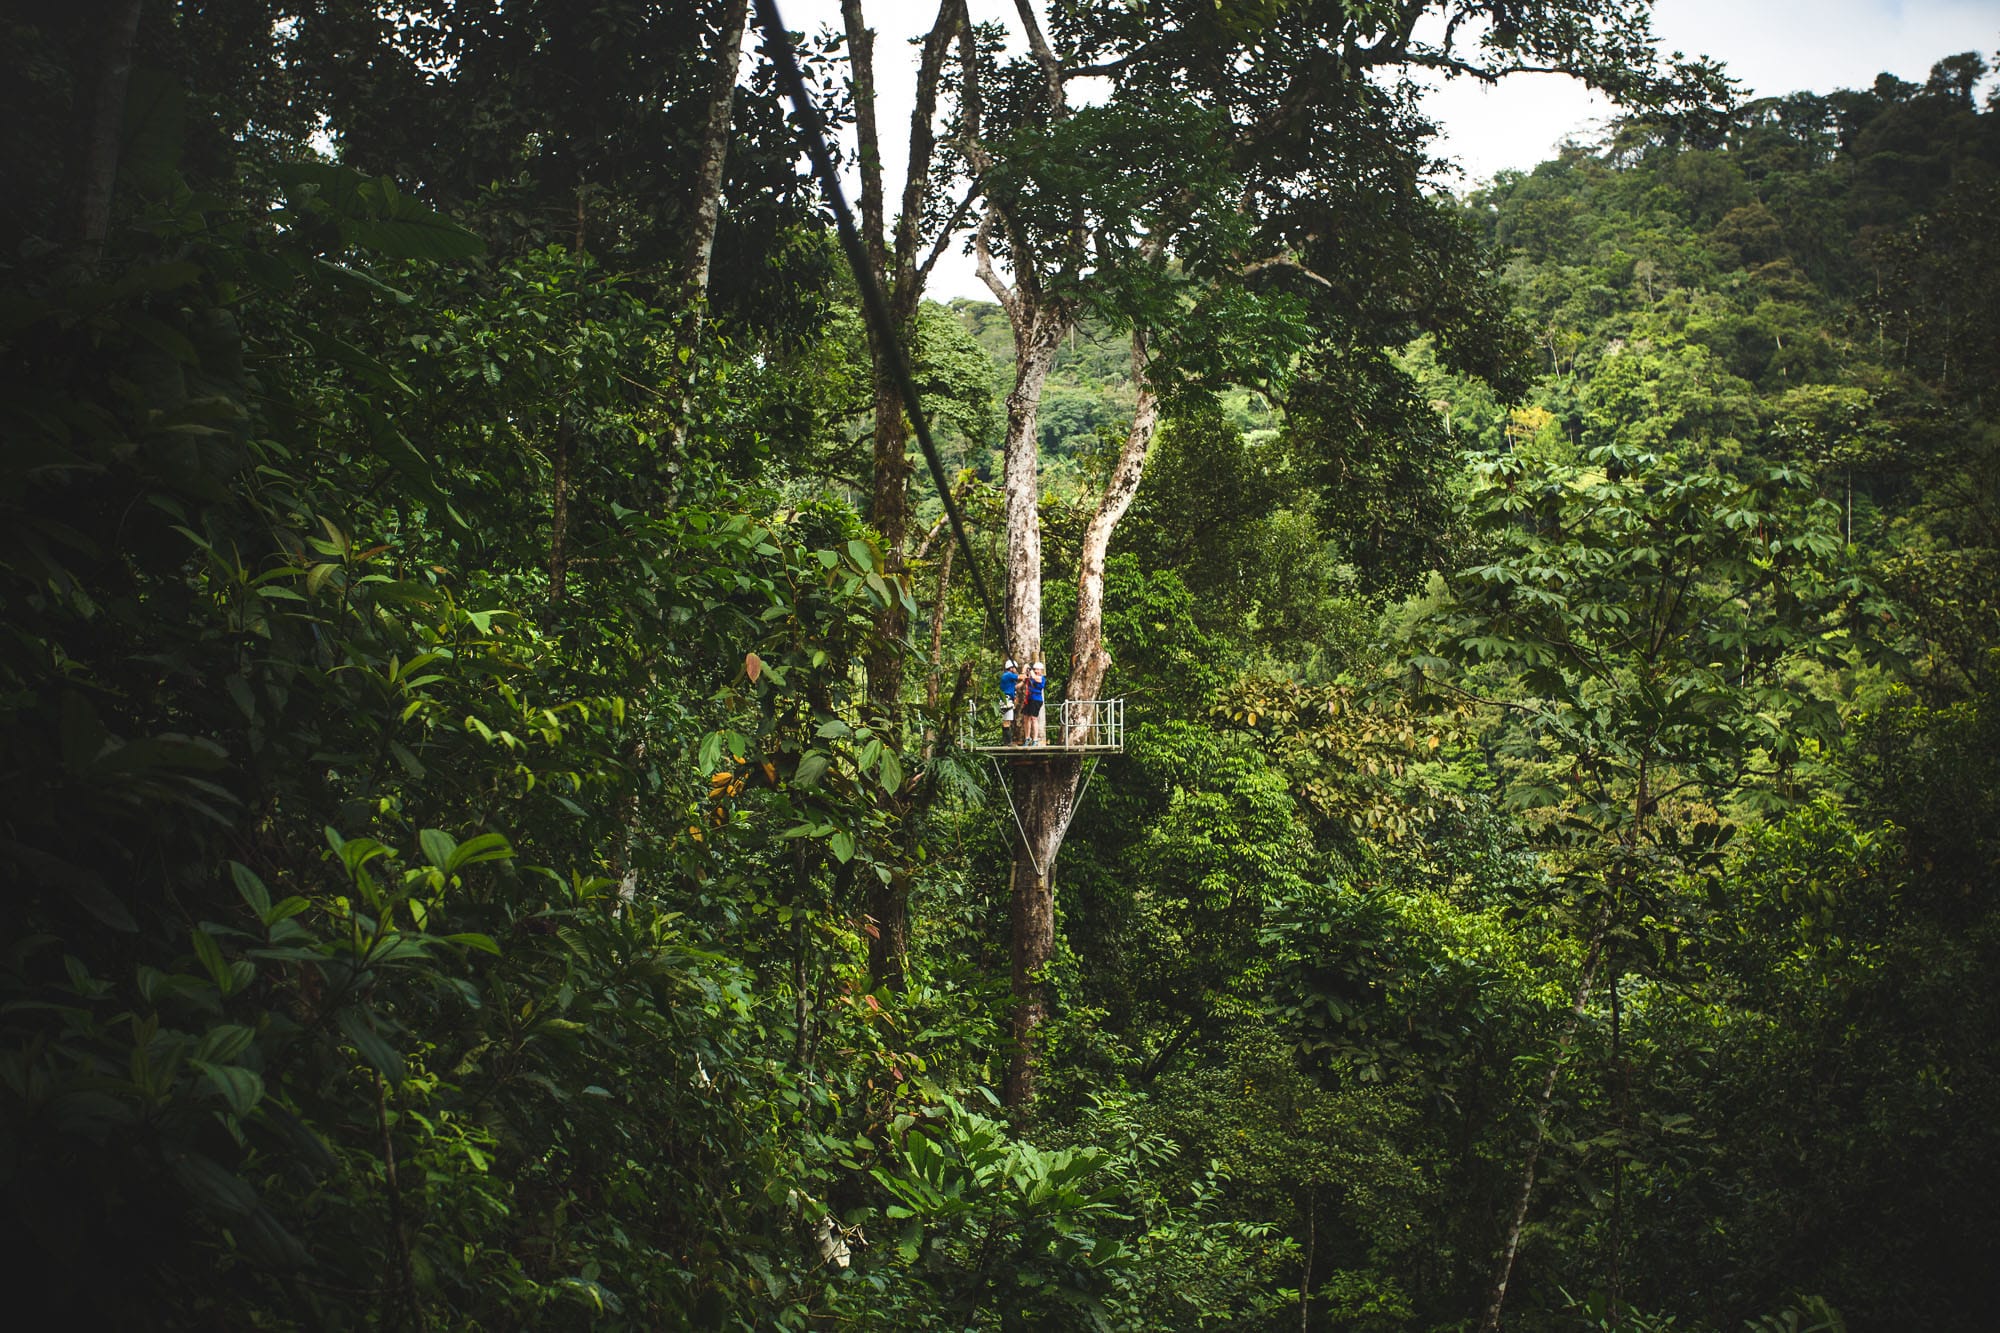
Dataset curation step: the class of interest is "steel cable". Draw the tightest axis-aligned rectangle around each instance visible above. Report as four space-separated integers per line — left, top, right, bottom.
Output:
750 0 1008 656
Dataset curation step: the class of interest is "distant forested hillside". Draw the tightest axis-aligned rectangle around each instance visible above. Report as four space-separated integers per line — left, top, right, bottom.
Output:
1429 62 2000 695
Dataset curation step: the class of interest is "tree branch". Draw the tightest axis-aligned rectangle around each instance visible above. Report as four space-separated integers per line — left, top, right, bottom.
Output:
916 176 984 288
975 210 1020 323
1239 252 1337 289
913 472 976 562
839 0 889 276
1011 0 1065 114
955 0 986 168
1380 53 1577 82
892 0 964 307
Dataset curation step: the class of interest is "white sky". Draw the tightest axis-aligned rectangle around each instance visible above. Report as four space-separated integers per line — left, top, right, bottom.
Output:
773 0 2000 300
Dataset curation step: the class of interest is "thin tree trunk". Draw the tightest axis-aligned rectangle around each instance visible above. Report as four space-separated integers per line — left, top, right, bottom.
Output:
794 845 815 1067
681 0 750 325
1301 1189 1315 1332
839 0 889 277
375 1071 423 1331
548 418 573 608
672 0 750 446
614 730 648 902
1609 964 1624 1322
1482 905 1613 1333
926 538 953 710
891 3 960 298
80 0 145 255
843 1 963 993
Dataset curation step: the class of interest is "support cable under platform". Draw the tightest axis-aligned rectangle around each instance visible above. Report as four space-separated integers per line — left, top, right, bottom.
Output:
987 754 1099 882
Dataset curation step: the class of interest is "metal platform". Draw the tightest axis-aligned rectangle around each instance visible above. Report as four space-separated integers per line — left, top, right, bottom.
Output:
971 743 1122 757
963 696 1124 756
966 697 1123 876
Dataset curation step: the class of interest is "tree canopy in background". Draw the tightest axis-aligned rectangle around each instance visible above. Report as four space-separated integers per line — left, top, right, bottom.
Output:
1 3 1997 1330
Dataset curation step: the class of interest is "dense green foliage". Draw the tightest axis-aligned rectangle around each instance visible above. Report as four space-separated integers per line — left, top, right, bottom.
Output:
3 4 1997 1330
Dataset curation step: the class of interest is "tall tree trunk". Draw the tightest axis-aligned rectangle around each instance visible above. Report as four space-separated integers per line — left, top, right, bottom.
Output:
837 1 963 992
1003 751 1078 1108
861 356 909 988
80 0 145 255
864 367 913 711
847 0 903 994
994 304 1081 1108
680 0 750 332
1000 309 1068 661
1065 331 1158 728
997 356 1152 1086
965 0 1088 1110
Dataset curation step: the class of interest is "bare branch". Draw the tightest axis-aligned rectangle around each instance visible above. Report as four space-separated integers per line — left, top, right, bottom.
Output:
974 210 1019 321
1063 59 1128 80
893 1 964 305
1239 252 1337 289
1011 0 1065 113
1358 0 1428 67
913 472 975 562
916 177 985 287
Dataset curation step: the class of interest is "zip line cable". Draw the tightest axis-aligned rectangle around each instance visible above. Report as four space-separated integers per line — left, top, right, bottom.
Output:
751 0 1008 657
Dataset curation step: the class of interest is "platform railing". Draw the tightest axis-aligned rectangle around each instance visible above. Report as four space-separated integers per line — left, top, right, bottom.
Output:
961 695 1124 751
1060 696 1124 750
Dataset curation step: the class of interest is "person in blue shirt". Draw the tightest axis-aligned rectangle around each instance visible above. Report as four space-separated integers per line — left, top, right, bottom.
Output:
999 659 1019 744
1023 661 1047 745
